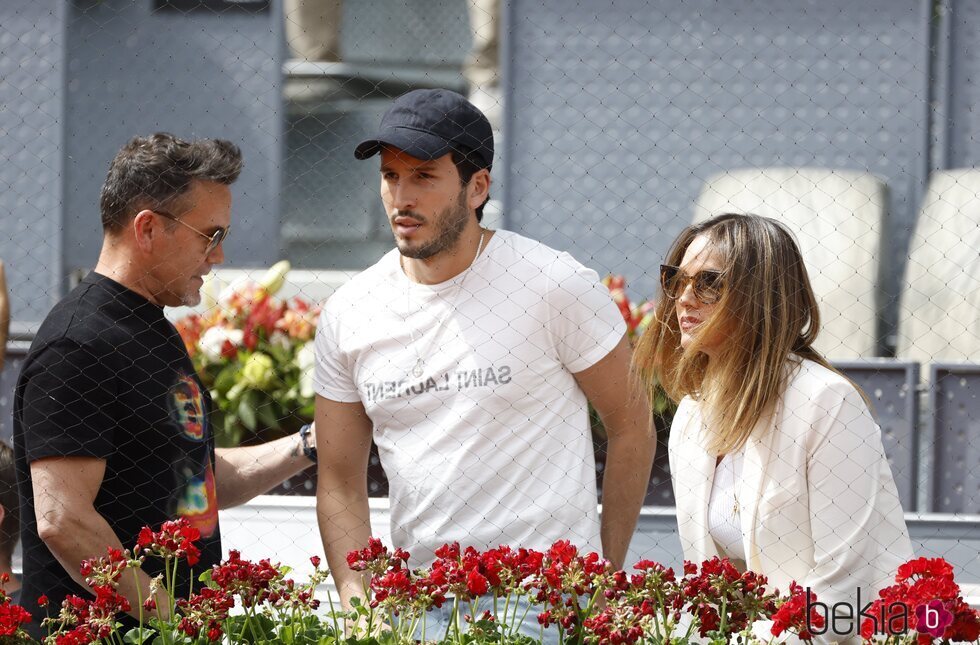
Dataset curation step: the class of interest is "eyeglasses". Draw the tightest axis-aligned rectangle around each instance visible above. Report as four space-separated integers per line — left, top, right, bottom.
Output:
154 210 229 256
660 264 724 304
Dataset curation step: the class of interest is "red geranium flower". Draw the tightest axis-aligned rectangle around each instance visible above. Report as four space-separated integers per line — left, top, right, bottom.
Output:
346 537 397 574
861 557 980 641
135 518 202 566
0 601 32 636
210 550 279 605
176 586 235 641
946 598 980 642
54 626 95 645
771 582 824 641
897 557 955 583
466 568 489 597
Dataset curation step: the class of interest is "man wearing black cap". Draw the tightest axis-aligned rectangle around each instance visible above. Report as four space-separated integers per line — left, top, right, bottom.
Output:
313 89 654 636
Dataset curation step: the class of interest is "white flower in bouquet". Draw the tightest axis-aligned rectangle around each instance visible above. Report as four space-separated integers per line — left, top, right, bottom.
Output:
198 326 244 361
268 330 291 350
214 261 291 318
218 274 254 306
259 260 291 296
296 340 315 399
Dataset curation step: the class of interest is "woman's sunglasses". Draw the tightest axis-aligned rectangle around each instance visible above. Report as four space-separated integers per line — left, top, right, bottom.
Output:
154 209 230 256
660 264 724 304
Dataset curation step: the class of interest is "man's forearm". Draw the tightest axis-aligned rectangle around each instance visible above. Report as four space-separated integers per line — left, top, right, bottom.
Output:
572 336 654 569
39 507 170 620
600 428 655 569
316 478 372 610
214 433 314 509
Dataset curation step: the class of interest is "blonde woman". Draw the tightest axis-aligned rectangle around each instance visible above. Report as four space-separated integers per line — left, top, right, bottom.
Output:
633 213 911 641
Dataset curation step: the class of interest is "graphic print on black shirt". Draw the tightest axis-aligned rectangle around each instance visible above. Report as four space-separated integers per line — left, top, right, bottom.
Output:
168 373 219 538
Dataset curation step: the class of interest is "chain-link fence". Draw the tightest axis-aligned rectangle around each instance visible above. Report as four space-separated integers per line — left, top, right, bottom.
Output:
1 0 979 638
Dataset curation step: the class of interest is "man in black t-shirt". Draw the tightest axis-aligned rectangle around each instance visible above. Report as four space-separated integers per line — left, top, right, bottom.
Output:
13 134 318 636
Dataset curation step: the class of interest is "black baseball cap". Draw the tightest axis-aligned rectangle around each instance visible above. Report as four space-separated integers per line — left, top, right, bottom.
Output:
354 88 494 170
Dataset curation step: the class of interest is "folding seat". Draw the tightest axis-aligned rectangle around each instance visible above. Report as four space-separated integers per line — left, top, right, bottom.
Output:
897 169 980 364
694 168 884 359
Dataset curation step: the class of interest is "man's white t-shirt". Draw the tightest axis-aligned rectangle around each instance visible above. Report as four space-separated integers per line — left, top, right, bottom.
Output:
313 230 626 567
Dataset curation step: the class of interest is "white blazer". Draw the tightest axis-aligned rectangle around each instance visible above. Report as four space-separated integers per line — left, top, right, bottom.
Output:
670 359 913 642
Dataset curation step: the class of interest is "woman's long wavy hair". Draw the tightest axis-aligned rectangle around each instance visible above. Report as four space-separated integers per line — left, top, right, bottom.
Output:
633 213 840 455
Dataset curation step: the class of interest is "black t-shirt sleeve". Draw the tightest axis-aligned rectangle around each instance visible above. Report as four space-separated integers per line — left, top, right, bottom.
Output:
21 338 118 463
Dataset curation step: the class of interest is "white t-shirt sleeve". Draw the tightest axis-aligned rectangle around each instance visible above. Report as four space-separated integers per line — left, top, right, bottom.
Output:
545 252 627 373
313 300 361 403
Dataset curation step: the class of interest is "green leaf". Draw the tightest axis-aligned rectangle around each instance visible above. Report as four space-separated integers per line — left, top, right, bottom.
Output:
257 399 281 430
148 628 191 645
238 390 259 431
268 343 291 364
221 413 243 447
123 627 157 644
235 614 279 643
225 615 248 634
214 364 240 394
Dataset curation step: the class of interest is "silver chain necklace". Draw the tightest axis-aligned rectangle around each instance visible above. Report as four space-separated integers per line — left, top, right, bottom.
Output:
404 229 487 379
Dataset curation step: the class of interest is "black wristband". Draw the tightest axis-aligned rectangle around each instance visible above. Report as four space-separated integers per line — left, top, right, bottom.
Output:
298 424 317 464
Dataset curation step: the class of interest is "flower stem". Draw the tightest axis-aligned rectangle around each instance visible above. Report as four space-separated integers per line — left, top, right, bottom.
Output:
245 605 262 643
133 566 145 644
515 596 534 638
445 596 459 643
167 556 178 619
325 583 341 638
718 596 729 637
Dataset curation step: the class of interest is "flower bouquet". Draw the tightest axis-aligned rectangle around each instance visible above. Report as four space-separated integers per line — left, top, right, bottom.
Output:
175 262 321 448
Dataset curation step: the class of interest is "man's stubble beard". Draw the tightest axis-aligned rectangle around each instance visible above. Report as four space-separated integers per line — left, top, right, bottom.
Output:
396 189 471 260
180 289 203 308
